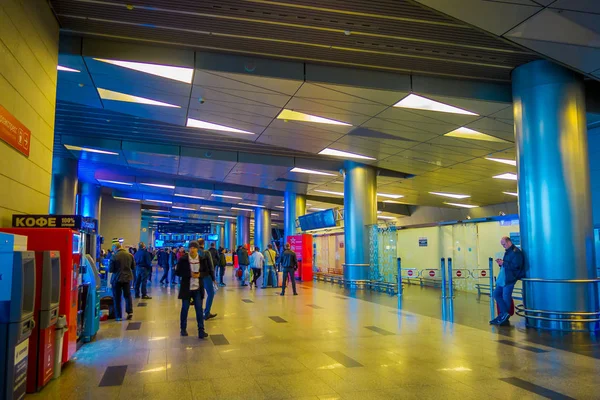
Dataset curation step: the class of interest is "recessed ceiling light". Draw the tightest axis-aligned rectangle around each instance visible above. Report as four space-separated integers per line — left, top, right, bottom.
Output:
151 216 170 219
275 206 285 209
143 209 170 213
444 202 479 209
377 193 404 199
169 219 186 223
211 221 225 225
486 157 517 166
94 58 194 83
277 109 351 126
64 144 119 155
290 167 336 176
239 203 265 208
140 183 176 189
394 94 478 115
271 213 279 216
98 179 133 186
493 173 517 181
212 194 243 200
318 148 375 160
172 206 195 210
218 215 236 219
309 207 326 211
200 206 222 211
231 207 253 212
503 191 518 196
146 199 173 204
113 196 140 202
445 127 508 143
383 200 404 204
187 118 254 134
57 65 80 73
97 88 181 108
430 192 471 199
314 189 344 196
154 221 169 224
378 216 396 220
175 194 204 200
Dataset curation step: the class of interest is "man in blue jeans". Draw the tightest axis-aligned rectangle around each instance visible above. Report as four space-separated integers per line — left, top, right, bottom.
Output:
176 241 209 338
134 242 153 299
200 240 218 320
490 236 525 326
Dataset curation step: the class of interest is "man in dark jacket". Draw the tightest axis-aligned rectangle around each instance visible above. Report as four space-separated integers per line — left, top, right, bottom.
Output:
109 243 135 321
176 240 209 338
159 248 171 285
236 245 250 287
217 247 227 287
208 243 219 283
202 241 218 321
280 243 298 296
490 236 525 326
134 242 153 299
170 247 179 285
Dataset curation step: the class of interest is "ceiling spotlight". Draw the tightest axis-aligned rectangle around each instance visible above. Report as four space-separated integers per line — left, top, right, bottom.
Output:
445 127 508 143
277 109 351 126
94 58 194 83
393 94 478 115
493 173 518 181
318 148 375 160
97 88 181 108
187 118 254 134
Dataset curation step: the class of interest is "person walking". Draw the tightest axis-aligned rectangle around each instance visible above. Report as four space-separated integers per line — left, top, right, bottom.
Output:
208 243 219 283
170 246 179 285
262 244 278 288
280 243 298 296
159 248 171 285
199 240 218 321
176 241 209 338
236 245 250 287
490 236 525 326
217 247 227 287
249 246 264 289
134 242 153 299
109 243 135 321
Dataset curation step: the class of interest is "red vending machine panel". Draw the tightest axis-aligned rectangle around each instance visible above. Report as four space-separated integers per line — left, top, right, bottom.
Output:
289 234 313 281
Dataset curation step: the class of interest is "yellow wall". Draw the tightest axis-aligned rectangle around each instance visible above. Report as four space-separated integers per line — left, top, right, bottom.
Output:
100 195 142 250
397 226 443 271
0 0 59 226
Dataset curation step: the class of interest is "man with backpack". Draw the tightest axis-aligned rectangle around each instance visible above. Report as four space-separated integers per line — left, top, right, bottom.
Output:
109 243 135 321
490 236 525 326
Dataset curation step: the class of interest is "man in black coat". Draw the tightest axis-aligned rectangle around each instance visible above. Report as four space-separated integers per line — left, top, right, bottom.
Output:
109 243 135 321
280 243 298 296
176 240 210 338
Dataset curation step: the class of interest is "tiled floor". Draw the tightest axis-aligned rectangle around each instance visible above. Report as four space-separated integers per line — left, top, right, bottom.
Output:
27 276 600 399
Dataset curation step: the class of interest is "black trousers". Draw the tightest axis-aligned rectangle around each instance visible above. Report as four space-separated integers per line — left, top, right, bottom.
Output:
112 281 133 319
160 266 170 283
281 268 297 294
219 265 226 284
251 267 262 284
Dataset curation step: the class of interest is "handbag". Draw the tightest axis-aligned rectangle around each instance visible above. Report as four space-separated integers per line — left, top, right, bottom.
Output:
236 268 243 278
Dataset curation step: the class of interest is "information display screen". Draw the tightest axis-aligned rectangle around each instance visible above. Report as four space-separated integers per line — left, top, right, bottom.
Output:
299 209 336 231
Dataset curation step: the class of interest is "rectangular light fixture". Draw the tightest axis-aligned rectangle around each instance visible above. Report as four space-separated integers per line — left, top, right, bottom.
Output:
393 94 478 115
444 127 508 143
172 206 195 210
113 196 140 202
146 199 173 204
218 215 236 219
97 88 180 108
309 208 326 211
200 206 222 211
64 144 119 155
143 209 170 213
271 213 279 216
98 179 133 186
140 183 176 189
187 118 254 134
318 148 375 160
493 173 518 181
315 189 344 196
444 202 479 209
231 207 253 212
151 216 170 219
94 58 194 83
486 157 517 166
377 193 404 199
290 167 336 176
154 221 169 224
430 192 470 199
175 194 204 200
503 191 518 197
57 65 80 73
378 216 396 220
169 219 186 223
211 194 243 200
275 206 285 209
277 109 351 126
239 203 265 208
383 200 404 204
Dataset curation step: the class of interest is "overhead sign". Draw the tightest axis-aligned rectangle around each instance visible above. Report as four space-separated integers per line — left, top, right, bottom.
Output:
12 215 98 233
418 237 428 247
0 104 31 157
156 223 211 234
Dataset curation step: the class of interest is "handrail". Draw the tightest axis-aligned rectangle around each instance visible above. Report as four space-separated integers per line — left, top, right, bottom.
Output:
515 304 600 316
515 304 600 323
521 278 600 283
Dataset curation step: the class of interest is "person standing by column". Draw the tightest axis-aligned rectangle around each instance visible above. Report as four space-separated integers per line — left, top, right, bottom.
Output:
218 247 227 287
280 243 298 296
176 241 209 338
262 244 278 288
200 239 218 321
249 246 264 289
159 248 171 285
490 237 525 326
236 245 250 287
134 242 153 299
109 243 135 321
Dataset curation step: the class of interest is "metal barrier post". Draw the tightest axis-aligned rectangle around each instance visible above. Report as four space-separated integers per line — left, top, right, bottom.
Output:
447 257 454 299
397 258 402 297
488 258 495 320
440 258 447 298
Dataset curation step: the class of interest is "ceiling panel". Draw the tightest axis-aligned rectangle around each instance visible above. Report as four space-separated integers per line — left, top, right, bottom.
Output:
178 157 237 181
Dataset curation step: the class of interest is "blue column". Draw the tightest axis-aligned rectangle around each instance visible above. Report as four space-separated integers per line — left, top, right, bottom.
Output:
513 60 599 331
78 182 102 220
284 191 305 244
254 208 271 252
236 215 250 248
343 161 377 281
224 220 236 252
49 157 78 215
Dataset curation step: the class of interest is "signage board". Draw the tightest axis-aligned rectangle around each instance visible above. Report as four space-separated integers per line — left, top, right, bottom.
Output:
156 223 211 234
0 104 31 157
418 237 428 247
289 235 303 261
510 232 521 247
13 338 29 400
11 215 97 233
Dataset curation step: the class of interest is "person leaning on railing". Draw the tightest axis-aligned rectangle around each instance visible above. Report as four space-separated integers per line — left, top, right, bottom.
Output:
490 236 525 326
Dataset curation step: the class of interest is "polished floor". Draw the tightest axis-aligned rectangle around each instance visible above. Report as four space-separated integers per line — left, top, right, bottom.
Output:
28 273 600 400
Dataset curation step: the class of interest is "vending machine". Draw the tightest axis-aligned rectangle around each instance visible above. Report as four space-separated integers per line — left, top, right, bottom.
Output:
0 233 36 400
26 251 60 393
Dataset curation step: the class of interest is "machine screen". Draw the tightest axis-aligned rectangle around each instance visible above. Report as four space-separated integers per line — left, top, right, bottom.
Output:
72 234 81 254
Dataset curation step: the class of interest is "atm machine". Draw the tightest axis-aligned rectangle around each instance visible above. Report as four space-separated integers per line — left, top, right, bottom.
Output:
0 233 36 400
26 251 60 393
81 255 100 342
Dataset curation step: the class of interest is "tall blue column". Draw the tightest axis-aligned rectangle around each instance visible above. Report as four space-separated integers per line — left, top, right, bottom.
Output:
78 182 102 220
236 215 250 248
254 208 271 252
284 191 305 244
49 157 78 215
224 220 236 252
513 60 599 331
343 161 377 281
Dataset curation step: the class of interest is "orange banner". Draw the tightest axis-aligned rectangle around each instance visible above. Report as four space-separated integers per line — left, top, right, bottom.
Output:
0 104 30 157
